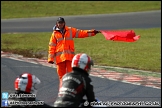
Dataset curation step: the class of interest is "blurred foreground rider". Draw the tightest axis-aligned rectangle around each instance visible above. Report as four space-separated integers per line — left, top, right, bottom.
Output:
7 72 52 107
54 53 97 107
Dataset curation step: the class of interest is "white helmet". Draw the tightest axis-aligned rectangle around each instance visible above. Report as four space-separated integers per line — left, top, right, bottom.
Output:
14 73 41 95
72 53 94 73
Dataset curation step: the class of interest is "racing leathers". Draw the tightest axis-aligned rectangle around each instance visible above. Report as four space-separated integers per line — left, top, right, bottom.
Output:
53 67 96 107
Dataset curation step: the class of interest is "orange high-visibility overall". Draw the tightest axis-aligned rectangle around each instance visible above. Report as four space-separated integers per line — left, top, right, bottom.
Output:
48 26 96 83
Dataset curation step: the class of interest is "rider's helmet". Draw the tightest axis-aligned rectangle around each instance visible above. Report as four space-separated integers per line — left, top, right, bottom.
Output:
72 53 94 74
14 73 41 95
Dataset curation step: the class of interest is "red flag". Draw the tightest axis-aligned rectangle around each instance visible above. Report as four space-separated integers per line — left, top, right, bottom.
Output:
100 30 140 42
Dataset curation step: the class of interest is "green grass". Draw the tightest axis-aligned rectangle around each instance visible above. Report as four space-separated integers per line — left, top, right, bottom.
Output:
1 1 161 77
1 1 161 19
1 28 161 73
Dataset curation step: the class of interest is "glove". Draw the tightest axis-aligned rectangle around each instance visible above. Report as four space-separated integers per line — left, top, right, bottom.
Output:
48 61 54 64
93 29 100 34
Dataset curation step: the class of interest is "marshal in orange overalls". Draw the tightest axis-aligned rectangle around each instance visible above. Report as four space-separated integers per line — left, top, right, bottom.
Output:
48 26 97 84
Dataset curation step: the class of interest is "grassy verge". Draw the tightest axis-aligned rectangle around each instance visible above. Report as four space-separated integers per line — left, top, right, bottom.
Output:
1 28 161 73
1 1 161 77
1 1 161 19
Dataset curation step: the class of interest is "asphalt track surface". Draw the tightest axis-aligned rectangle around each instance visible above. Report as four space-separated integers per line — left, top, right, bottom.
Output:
1 10 161 107
1 10 161 33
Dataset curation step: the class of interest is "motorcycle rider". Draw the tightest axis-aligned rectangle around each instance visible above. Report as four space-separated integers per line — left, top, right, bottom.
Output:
54 53 97 107
6 72 52 107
